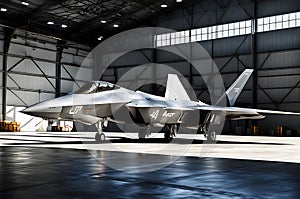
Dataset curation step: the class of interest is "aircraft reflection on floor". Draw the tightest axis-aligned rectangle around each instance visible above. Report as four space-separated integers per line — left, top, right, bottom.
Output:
0 147 300 198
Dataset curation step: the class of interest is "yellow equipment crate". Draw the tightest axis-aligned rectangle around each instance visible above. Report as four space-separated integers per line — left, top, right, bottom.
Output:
251 126 259 136
276 126 283 137
0 121 21 132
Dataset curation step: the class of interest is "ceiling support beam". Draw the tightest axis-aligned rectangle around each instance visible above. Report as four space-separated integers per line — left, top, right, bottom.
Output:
56 41 66 98
2 28 14 121
251 0 258 127
151 47 157 95
251 0 257 109
189 5 194 87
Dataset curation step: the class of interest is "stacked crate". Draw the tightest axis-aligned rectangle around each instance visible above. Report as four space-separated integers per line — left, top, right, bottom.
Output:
0 121 21 132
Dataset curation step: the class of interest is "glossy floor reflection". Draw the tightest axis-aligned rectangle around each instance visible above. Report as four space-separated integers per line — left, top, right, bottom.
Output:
0 147 300 198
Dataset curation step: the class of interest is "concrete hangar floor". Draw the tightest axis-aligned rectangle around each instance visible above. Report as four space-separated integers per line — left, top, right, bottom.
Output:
0 132 300 198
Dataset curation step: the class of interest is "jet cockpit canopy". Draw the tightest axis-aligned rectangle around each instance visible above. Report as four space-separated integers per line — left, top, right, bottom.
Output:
74 81 120 94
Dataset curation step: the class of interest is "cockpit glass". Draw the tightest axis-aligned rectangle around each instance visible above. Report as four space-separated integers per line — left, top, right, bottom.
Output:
74 81 120 94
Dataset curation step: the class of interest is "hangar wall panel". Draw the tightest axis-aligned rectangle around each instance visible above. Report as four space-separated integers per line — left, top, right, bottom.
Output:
61 80 77 93
6 90 55 107
8 58 55 77
61 44 92 93
212 36 251 57
257 0 300 17
156 7 191 30
257 50 300 69
61 65 79 80
194 3 252 26
7 74 55 92
63 65 92 82
9 43 56 61
62 52 87 66
110 50 153 67
257 29 300 53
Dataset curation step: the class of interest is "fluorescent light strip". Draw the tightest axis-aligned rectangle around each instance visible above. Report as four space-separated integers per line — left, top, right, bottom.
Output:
22 2 30 6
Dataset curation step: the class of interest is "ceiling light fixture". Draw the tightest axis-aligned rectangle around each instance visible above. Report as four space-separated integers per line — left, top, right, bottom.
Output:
161 4 167 8
113 24 119 28
100 20 107 23
176 0 183 2
0 8 7 12
98 36 103 41
21 2 30 6
61 24 68 28
47 21 54 25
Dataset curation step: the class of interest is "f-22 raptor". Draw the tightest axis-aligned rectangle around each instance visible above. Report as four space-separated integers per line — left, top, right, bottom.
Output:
22 69 300 142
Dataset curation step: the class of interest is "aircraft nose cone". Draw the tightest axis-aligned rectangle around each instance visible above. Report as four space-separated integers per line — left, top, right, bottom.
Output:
21 104 46 117
21 103 61 119
20 107 32 113
21 104 43 113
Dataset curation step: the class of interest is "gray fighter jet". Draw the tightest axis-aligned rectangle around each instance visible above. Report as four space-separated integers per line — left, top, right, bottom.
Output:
22 69 300 142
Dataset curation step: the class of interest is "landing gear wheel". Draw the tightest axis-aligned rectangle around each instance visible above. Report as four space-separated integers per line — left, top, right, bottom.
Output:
100 133 105 141
206 131 216 143
138 129 146 140
138 132 146 139
165 125 177 142
164 131 171 139
164 131 173 142
95 132 106 143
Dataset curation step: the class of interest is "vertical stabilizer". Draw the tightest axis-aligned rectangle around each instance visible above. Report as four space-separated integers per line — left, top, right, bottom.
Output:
226 69 253 106
165 74 190 101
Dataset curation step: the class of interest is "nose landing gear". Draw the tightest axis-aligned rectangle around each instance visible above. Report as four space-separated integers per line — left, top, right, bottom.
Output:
94 119 108 143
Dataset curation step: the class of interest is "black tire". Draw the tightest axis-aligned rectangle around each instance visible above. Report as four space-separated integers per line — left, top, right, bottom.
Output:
100 133 105 141
164 131 173 143
164 131 171 139
138 129 146 139
206 131 216 142
95 132 101 143
95 132 105 143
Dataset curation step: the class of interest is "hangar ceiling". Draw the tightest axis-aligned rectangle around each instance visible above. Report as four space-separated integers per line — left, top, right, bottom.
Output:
0 0 191 46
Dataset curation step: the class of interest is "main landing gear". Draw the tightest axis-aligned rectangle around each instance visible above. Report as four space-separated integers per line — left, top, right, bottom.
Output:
137 125 178 142
204 129 216 142
201 112 218 143
138 126 151 140
95 119 107 143
164 124 177 140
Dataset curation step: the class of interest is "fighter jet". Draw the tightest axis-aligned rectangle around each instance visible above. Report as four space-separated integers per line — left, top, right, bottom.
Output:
22 69 300 142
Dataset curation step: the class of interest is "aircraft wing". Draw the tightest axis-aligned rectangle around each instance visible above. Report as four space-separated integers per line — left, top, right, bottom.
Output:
128 99 300 117
194 105 299 115
247 108 300 116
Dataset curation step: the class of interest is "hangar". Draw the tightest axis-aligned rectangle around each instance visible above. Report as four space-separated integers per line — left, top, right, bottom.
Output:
0 0 299 198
